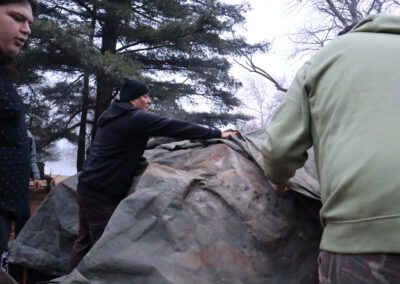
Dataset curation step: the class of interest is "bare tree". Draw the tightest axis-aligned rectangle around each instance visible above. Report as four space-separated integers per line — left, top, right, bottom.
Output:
234 0 399 91
236 76 286 133
289 0 400 57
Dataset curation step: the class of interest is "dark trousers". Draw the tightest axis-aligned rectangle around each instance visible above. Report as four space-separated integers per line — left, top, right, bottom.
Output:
0 212 11 272
67 192 118 273
13 197 31 237
318 250 400 284
0 205 30 275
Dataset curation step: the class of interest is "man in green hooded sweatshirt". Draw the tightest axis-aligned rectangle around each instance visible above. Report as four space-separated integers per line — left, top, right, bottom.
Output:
262 15 400 283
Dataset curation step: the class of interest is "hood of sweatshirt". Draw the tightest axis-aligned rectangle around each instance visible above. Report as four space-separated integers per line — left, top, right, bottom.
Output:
98 100 136 127
352 14 400 34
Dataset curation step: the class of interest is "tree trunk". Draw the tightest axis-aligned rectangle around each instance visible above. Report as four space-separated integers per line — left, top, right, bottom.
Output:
77 8 96 171
91 1 124 139
77 71 90 171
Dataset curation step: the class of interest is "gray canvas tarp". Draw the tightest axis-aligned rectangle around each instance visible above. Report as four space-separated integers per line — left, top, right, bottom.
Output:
0 268 17 284
8 129 322 283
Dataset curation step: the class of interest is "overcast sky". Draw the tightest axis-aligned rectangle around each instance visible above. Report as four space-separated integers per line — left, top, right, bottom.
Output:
228 0 311 81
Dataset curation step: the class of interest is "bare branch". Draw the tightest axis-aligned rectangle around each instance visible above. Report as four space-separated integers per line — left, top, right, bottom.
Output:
323 0 348 25
287 0 399 59
233 51 288 92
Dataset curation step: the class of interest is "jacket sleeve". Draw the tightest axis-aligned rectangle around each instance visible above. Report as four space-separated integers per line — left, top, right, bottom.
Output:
261 63 313 185
27 130 41 179
135 111 221 140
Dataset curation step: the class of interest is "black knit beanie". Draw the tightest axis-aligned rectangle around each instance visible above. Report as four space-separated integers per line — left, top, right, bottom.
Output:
119 79 150 102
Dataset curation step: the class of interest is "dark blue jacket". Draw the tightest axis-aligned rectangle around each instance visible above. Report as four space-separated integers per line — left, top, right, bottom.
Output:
78 101 221 203
0 67 30 218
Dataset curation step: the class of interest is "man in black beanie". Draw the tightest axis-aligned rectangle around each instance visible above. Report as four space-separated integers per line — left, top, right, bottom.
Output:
68 78 237 272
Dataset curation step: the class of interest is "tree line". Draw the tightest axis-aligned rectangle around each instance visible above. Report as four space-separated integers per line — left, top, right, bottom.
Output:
14 0 400 173
15 0 267 171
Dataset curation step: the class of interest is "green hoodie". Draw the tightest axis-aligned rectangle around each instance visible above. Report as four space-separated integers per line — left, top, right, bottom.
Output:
262 14 400 253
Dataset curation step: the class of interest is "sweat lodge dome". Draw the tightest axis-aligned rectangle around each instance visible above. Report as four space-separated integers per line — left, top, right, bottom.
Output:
8 129 322 284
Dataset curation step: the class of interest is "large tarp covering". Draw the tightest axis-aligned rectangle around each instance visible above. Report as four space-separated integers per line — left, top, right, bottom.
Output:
9 130 322 283
0 268 17 284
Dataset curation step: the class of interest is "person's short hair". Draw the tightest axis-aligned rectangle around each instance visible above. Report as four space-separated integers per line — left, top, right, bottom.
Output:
0 0 38 14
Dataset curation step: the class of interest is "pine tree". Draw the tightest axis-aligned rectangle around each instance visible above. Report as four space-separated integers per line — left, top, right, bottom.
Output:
16 0 266 169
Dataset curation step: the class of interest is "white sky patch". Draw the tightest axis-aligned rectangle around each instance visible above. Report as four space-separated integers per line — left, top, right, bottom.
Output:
45 139 77 176
228 0 311 81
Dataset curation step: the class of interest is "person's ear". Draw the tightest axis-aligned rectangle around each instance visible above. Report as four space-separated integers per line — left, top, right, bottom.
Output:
129 99 136 107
